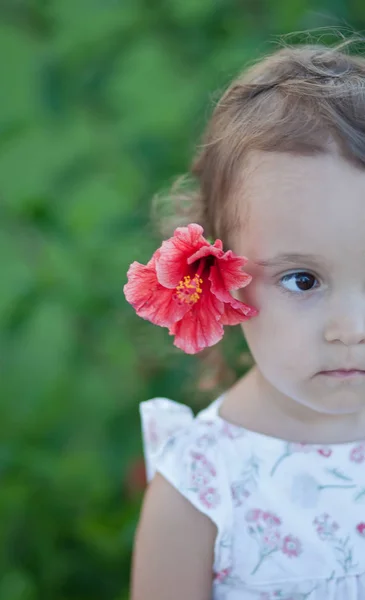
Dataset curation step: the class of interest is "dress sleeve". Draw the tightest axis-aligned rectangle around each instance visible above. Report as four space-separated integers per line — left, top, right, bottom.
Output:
139 398 195 482
153 417 233 574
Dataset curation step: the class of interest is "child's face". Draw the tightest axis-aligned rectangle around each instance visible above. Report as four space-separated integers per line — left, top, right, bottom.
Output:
234 150 365 416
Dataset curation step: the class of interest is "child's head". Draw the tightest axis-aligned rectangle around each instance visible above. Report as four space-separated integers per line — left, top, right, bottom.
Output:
170 42 365 414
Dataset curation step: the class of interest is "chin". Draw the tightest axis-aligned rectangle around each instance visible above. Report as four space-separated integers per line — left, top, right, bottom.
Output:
299 391 365 416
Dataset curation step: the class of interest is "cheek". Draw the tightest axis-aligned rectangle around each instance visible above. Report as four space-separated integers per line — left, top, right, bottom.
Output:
236 277 257 307
241 312 286 359
239 289 316 372
241 316 311 383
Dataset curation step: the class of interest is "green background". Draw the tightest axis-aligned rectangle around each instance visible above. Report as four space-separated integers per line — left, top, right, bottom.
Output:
0 2 363 599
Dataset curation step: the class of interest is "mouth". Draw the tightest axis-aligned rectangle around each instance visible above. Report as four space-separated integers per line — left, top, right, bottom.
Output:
318 369 365 379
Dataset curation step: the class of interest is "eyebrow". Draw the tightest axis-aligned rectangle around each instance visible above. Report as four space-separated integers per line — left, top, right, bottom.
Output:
253 253 324 268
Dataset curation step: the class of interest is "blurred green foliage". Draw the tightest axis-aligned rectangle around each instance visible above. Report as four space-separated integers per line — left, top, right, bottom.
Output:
0 1 364 598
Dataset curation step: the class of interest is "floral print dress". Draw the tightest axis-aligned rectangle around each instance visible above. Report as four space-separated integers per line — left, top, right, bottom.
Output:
140 396 365 600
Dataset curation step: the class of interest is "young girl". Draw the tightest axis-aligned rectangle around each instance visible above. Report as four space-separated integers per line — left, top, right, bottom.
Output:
126 42 365 599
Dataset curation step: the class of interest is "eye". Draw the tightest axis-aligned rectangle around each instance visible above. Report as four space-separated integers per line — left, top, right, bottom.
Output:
280 272 319 293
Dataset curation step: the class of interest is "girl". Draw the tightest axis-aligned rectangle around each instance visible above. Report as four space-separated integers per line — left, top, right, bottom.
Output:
126 42 365 599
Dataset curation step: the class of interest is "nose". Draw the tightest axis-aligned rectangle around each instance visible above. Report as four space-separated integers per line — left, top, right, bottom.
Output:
324 298 365 345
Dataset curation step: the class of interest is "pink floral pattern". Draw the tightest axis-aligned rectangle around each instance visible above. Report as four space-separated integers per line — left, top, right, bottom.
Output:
263 529 281 550
317 448 333 457
230 455 260 507
213 567 232 583
271 442 332 476
313 513 358 573
314 513 339 541
350 443 365 463
231 481 250 506
188 450 221 509
262 512 281 527
282 535 302 557
246 509 302 575
199 487 220 509
190 451 217 477
246 508 265 522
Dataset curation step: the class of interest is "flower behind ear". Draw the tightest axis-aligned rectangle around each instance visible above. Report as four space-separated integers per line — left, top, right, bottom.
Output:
123 223 257 354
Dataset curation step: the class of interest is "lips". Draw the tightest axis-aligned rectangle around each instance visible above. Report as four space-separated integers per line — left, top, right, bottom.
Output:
318 369 365 378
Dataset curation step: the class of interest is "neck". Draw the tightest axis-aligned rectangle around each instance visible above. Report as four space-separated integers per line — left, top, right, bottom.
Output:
222 366 365 444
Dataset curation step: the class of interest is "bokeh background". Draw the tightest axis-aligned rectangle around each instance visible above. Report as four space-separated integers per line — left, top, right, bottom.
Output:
1 2 364 599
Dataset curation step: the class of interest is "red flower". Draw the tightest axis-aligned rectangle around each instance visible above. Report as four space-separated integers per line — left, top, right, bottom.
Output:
124 224 257 353
356 522 365 536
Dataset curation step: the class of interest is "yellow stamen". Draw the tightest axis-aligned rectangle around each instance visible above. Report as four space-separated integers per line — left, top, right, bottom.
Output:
175 274 203 305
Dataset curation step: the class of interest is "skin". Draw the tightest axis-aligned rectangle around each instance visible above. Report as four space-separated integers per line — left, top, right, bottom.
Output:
224 150 365 444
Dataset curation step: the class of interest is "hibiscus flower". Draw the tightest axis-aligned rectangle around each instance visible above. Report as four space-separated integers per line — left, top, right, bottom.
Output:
123 223 257 353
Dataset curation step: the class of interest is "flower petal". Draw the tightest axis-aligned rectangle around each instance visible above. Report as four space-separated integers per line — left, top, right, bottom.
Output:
209 263 248 302
156 223 209 288
187 240 224 265
124 261 190 327
216 250 252 291
209 264 258 324
220 296 258 325
169 287 224 354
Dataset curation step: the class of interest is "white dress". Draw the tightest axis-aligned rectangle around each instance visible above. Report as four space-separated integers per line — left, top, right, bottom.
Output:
140 396 365 599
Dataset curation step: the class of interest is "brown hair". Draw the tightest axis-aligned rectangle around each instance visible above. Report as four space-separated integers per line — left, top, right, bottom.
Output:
155 40 365 246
